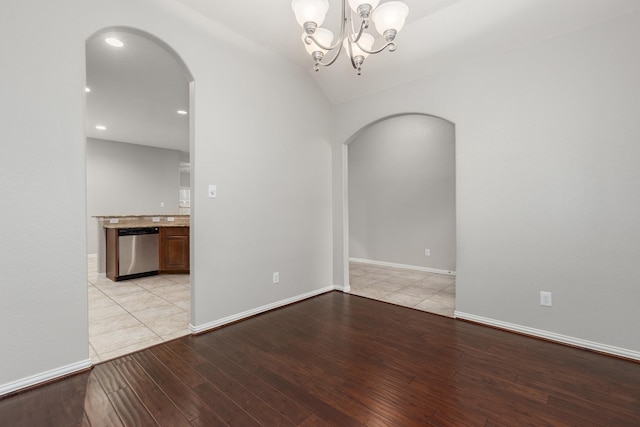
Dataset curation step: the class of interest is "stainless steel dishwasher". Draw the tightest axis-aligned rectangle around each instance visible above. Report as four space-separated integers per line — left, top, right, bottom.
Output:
118 227 159 279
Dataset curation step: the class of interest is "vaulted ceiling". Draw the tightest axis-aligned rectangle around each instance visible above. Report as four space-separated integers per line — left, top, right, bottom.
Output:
85 0 640 151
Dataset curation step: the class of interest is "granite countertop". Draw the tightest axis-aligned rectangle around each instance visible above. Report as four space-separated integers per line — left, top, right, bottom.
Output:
96 215 189 229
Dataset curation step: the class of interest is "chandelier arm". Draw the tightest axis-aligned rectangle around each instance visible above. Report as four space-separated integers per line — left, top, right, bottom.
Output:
355 40 397 55
347 17 367 44
316 38 347 68
305 0 348 51
305 33 340 51
346 38 359 71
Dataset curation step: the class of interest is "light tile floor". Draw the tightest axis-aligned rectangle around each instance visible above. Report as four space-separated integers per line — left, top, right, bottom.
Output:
87 255 190 363
348 262 456 317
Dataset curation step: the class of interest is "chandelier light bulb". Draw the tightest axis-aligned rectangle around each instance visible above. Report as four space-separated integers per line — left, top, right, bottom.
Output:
372 1 409 36
291 0 330 28
344 32 375 59
302 28 334 55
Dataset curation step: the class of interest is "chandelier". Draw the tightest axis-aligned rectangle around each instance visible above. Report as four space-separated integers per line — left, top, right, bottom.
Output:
291 0 409 75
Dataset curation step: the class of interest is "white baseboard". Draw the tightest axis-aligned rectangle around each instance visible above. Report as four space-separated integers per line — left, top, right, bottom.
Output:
349 257 456 276
0 358 92 398
334 284 351 292
189 286 335 334
455 311 640 362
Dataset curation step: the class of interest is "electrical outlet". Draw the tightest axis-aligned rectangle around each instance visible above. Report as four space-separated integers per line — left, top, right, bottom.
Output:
540 291 552 307
273 272 279 284
425 249 431 256
160 201 165 208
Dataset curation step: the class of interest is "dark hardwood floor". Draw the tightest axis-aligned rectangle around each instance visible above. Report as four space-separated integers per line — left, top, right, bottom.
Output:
2 291 640 426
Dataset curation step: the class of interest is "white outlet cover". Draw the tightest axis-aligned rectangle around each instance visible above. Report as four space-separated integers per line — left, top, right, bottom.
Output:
540 291 552 307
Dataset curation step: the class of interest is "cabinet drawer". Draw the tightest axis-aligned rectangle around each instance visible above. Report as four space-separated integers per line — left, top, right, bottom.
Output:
161 226 189 236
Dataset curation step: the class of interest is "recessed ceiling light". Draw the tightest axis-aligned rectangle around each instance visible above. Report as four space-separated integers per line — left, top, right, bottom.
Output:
85 87 91 93
177 110 188 115
105 37 124 48
95 125 107 130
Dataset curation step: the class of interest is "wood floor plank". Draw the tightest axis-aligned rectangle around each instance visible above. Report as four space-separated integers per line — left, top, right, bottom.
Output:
83 373 124 427
180 338 312 424
92 362 129 394
194 361 295 426
148 344 207 389
2 291 640 426
189 409 230 427
107 386 158 427
191 381 262 427
0 387 59 426
131 349 215 422
248 365 364 427
115 358 191 426
41 371 90 427
191 334 362 426
547 393 640 425
201 330 318 389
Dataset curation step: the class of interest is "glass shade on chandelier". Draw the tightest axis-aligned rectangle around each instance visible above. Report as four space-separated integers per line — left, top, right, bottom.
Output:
291 0 409 75
292 0 330 28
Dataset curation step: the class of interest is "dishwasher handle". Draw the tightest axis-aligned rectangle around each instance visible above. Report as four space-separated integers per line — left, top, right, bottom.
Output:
118 227 159 236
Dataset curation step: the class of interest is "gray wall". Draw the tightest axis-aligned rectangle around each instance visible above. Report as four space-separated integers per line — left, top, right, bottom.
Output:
332 10 640 356
348 115 455 271
86 138 182 254
0 0 332 392
5 0 638 395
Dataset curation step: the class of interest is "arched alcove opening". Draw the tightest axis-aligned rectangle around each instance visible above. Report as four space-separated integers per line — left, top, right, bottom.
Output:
85 27 195 362
343 113 457 317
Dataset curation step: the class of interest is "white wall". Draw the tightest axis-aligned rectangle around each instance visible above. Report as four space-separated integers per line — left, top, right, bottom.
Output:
348 115 456 271
0 0 332 393
332 11 640 356
86 138 182 254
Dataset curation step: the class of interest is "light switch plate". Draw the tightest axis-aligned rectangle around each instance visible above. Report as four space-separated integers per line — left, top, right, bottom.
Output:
208 185 217 198
540 291 552 307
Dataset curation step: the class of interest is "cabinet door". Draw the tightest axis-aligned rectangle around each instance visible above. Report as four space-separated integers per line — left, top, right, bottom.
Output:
160 227 190 273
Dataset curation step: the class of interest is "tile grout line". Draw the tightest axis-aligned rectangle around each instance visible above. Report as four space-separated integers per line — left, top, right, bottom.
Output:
348 262 455 317
88 263 191 363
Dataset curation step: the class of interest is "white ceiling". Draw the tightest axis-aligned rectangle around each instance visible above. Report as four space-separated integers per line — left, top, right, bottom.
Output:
178 0 640 103
85 30 190 152
85 0 640 151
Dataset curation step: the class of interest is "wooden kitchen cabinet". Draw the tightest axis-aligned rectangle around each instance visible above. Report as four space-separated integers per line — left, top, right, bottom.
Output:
159 226 190 273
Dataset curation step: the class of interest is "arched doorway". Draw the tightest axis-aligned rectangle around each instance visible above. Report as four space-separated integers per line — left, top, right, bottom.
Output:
85 27 194 362
343 113 457 316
